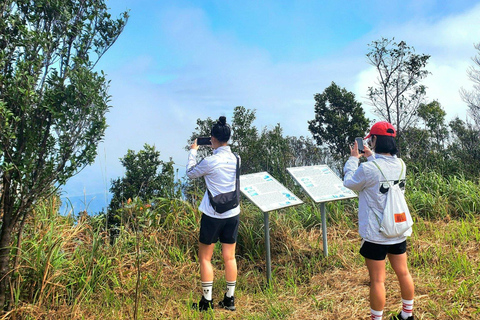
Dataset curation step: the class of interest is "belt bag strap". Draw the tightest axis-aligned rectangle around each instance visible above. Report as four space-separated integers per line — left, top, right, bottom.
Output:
207 153 240 213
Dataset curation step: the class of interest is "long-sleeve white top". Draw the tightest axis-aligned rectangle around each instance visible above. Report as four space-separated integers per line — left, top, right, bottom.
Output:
343 154 411 244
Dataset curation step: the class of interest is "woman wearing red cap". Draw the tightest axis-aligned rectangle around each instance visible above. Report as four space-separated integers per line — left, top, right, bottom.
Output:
343 121 415 320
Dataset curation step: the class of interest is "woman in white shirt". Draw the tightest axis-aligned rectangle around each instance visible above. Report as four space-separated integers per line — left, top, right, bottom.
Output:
187 116 240 312
343 121 415 320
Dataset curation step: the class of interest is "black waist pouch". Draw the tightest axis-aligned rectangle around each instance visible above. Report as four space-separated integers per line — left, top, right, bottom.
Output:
207 153 240 214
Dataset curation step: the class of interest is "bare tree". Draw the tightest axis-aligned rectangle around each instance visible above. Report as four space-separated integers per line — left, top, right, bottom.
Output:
367 38 430 145
460 42 480 127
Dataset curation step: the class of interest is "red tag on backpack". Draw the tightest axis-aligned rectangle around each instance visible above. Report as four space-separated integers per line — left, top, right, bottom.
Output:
394 212 407 223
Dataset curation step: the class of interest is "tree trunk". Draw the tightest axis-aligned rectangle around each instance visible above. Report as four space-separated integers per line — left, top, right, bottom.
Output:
7 213 28 310
0 213 14 309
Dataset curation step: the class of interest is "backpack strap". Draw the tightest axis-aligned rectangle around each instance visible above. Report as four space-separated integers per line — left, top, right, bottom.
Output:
233 153 240 192
398 158 405 181
372 161 390 186
372 158 404 184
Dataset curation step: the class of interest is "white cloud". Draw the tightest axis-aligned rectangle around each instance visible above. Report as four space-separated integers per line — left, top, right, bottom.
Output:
352 2 480 122
62 2 480 204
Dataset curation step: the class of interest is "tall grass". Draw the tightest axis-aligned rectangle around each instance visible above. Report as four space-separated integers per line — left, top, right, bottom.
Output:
2 169 480 319
408 170 480 219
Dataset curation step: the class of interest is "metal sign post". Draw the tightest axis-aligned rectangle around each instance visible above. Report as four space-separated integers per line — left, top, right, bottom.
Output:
264 211 272 284
287 165 357 257
320 202 328 256
240 172 303 285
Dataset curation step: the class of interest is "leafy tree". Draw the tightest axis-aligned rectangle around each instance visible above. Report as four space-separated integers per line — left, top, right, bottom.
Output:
308 82 370 172
185 118 215 158
0 0 127 307
230 106 260 174
107 144 179 236
185 107 261 175
257 124 293 185
460 42 480 126
402 101 449 173
401 127 429 165
417 100 448 150
448 118 480 177
183 117 216 204
367 38 430 145
287 136 328 168
184 107 327 199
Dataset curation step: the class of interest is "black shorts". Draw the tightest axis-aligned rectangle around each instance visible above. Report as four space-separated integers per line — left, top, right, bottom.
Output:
360 240 407 261
199 214 240 245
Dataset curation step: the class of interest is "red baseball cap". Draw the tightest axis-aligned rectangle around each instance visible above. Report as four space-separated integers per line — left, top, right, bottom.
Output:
364 121 396 139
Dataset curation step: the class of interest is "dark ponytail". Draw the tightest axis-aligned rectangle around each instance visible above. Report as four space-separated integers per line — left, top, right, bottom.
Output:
211 116 231 142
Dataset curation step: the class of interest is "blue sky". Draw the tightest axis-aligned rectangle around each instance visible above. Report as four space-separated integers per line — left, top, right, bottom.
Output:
60 0 480 214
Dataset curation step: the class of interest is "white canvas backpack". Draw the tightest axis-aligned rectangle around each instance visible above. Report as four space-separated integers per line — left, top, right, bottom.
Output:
372 159 413 238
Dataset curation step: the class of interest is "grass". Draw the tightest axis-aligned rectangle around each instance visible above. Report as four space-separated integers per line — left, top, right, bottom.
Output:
3 171 480 319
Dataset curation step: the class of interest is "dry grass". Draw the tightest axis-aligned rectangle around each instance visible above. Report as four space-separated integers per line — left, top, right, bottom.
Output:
3 197 480 320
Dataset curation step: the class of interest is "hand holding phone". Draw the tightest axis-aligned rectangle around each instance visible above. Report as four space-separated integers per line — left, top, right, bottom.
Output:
355 137 364 153
197 137 211 146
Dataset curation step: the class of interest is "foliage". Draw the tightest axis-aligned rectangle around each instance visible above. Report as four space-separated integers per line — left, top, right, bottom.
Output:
460 42 480 127
230 106 260 174
185 117 216 158
401 101 450 174
287 135 328 168
366 38 430 145
447 117 480 177
256 124 293 185
308 82 370 172
185 107 327 196
397 101 480 179
0 0 128 307
107 144 181 235
417 100 449 149
5 182 480 319
407 170 480 219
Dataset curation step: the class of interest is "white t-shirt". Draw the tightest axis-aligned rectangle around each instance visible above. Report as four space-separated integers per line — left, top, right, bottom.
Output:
186 146 241 219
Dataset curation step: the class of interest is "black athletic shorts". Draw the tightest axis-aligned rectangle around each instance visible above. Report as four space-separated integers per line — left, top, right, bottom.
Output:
199 214 240 245
360 240 407 261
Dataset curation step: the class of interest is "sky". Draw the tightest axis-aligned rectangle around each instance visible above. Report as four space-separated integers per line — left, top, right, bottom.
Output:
60 0 480 214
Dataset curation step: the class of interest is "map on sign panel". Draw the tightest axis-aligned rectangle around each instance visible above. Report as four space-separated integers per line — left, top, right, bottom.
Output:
287 165 357 203
240 172 303 212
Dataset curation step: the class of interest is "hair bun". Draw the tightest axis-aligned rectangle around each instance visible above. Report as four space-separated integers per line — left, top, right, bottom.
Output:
218 116 227 125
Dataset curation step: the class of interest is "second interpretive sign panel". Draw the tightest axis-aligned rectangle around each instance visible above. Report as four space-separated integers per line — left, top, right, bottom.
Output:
287 165 356 203
240 172 303 212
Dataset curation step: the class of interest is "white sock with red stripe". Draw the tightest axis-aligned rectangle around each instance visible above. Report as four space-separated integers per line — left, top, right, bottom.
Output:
370 308 383 320
401 299 414 318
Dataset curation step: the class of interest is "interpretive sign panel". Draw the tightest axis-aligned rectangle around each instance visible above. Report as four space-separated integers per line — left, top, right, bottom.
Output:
287 165 356 203
240 172 303 212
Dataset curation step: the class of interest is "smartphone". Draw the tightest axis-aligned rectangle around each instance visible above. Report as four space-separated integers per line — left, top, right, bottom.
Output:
197 137 211 146
355 137 364 153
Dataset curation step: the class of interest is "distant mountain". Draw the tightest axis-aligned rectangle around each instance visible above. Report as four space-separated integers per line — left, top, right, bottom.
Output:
60 193 111 215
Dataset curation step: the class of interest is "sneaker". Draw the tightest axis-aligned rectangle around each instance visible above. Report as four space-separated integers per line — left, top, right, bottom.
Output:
219 293 236 311
192 296 214 311
391 312 414 320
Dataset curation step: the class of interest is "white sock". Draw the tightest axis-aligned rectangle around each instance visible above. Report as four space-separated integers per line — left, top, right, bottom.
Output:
201 281 213 300
370 308 383 320
226 281 236 298
401 299 414 318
